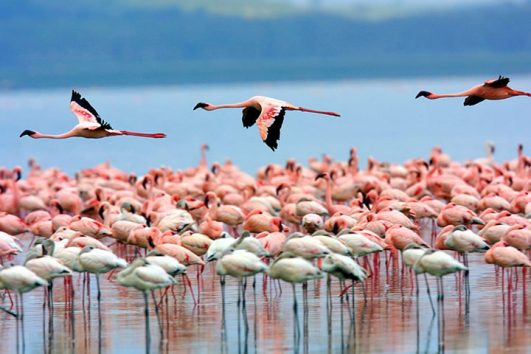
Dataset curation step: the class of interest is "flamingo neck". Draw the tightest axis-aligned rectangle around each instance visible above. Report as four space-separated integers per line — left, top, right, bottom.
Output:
200 147 208 168
209 102 248 110
323 178 334 214
31 131 75 139
429 92 470 99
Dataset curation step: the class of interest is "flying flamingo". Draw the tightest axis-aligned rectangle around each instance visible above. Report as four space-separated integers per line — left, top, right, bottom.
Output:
193 96 340 150
416 76 531 106
20 90 166 140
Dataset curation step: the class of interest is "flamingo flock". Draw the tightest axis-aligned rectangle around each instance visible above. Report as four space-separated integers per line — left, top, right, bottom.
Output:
0 143 529 352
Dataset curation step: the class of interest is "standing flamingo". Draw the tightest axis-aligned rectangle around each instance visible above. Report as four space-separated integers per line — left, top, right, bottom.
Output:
0 265 47 350
117 258 176 350
413 249 467 352
193 96 340 150
416 76 531 106
20 90 166 139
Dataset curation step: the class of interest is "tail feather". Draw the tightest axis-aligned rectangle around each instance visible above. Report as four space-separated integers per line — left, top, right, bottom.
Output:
120 131 166 138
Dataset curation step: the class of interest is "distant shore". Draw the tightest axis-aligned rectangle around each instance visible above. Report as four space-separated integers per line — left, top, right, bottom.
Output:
2 53 531 91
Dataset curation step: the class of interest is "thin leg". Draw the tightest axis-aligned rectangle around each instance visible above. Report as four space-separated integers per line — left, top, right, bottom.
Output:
95 274 101 302
151 291 163 338
144 292 151 353
423 273 436 317
21 293 26 352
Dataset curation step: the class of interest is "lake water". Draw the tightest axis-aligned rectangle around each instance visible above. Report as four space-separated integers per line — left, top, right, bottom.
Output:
0 226 529 354
0 77 530 353
0 75 530 175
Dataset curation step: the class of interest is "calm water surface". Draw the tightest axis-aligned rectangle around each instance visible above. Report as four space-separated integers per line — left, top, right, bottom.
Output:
0 225 529 354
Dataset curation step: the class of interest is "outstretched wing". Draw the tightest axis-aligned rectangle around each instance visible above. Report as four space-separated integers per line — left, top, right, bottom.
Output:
70 90 113 129
256 104 285 151
463 96 485 106
484 76 510 88
242 106 260 128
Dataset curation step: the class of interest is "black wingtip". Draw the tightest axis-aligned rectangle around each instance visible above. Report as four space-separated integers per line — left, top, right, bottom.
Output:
193 102 208 111
415 91 431 99
71 90 81 102
19 129 36 138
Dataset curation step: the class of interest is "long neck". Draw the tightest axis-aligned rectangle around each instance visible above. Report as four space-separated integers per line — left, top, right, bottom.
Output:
31 130 76 139
200 146 208 168
324 178 334 214
209 101 248 110
429 90 474 99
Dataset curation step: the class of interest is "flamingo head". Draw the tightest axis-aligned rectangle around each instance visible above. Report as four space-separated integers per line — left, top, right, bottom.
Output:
20 129 36 138
415 91 433 99
314 172 329 181
193 102 212 111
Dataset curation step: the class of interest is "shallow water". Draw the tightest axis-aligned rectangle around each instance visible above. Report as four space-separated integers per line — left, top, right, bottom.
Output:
0 76 530 352
0 225 529 354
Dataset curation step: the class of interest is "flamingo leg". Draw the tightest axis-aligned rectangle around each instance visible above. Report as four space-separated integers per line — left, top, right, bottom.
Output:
151 291 163 338
143 291 151 352
424 273 436 317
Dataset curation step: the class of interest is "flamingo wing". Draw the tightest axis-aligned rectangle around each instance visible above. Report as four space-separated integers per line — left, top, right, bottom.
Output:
463 96 485 106
484 76 510 88
242 106 260 128
256 104 286 151
70 90 113 129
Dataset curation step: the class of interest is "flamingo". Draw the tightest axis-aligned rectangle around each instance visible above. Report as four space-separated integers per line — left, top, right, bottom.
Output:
117 258 176 349
193 96 340 150
282 232 330 260
19 90 166 140
24 242 72 309
268 252 322 331
216 239 268 314
0 265 47 348
145 251 187 277
485 241 531 268
412 249 468 351
205 233 237 262
321 253 367 300
77 246 127 301
416 76 531 106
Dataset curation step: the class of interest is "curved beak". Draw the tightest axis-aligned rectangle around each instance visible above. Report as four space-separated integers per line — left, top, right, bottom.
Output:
193 102 208 110
315 173 327 181
20 130 36 138
415 91 432 99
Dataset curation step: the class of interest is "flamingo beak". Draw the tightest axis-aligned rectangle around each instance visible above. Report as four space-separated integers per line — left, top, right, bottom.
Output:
193 102 208 110
20 130 36 138
315 173 327 181
415 91 432 99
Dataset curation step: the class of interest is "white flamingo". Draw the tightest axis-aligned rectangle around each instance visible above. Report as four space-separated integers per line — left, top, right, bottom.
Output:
20 90 166 140
77 246 127 301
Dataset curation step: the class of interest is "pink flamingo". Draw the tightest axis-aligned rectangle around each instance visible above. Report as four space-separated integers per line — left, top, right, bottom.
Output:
193 96 340 150
416 76 531 106
20 90 166 139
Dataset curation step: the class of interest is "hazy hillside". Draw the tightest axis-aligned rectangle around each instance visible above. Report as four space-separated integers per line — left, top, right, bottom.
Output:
1 0 531 88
